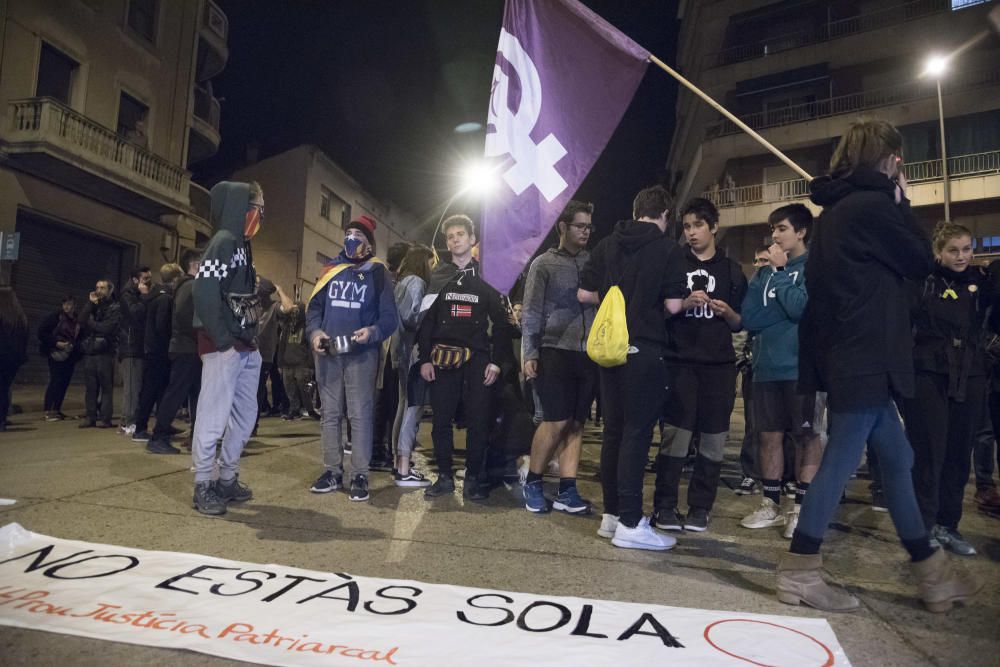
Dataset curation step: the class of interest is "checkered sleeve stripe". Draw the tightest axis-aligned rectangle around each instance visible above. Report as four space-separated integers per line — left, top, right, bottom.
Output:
232 248 248 266
197 258 229 279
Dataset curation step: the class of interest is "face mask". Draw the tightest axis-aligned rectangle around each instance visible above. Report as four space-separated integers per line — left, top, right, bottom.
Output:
344 236 367 259
244 206 262 239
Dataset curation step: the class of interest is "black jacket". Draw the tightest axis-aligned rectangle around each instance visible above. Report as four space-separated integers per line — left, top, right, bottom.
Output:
37 310 79 357
799 167 933 410
416 260 513 366
579 220 686 349
169 275 197 358
117 283 146 359
79 299 122 357
144 283 173 359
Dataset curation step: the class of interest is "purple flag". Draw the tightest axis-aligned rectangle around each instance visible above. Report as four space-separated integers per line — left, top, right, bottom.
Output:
481 0 650 294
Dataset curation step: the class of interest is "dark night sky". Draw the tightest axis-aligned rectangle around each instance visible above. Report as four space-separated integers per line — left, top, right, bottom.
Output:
198 0 679 243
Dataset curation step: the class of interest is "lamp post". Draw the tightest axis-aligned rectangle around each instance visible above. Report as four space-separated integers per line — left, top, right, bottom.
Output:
924 55 951 223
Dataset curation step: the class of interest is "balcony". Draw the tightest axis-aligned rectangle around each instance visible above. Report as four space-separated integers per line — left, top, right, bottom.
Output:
1 97 190 219
703 149 1000 226
189 84 221 165
710 0 950 68
197 0 229 81
706 67 1000 139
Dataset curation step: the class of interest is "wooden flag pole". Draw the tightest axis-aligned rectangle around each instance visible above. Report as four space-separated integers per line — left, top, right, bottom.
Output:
648 54 813 182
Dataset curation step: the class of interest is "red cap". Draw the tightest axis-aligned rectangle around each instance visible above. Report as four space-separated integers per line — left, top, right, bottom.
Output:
346 215 377 246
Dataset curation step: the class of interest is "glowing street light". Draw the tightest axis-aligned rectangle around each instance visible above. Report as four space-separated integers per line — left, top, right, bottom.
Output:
431 160 502 250
922 54 951 222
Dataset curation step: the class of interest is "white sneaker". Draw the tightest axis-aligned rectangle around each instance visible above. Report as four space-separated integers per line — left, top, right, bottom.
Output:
611 517 676 551
783 506 800 539
741 497 786 529
517 457 529 486
597 513 619 538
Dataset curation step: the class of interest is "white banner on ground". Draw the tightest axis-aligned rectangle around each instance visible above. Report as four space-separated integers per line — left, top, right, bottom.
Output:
0 523 850 666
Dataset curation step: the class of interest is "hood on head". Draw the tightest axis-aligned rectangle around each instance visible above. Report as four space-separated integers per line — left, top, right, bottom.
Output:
809 166 895 208
210 181 251 237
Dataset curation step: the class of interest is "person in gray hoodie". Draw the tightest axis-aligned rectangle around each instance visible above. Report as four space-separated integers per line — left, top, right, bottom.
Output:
521 200 597 515
740 203 819 539
190 181 265 515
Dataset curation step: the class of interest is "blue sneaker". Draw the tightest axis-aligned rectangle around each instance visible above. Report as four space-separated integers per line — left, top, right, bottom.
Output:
523 480 549 513
553 485 591 514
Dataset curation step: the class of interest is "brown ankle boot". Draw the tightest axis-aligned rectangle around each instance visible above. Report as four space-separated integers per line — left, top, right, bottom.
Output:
911 548 982 613
776 552 860 612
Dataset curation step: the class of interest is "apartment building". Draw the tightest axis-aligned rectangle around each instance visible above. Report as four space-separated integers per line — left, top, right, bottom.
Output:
232 145 416 302
0 0 228 381
666 0 1000 265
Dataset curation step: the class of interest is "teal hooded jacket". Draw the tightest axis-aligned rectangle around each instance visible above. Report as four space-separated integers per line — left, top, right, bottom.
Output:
741 251 808 383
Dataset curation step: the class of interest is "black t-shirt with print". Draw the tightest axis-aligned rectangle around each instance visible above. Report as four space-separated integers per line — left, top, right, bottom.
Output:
665 247 748 365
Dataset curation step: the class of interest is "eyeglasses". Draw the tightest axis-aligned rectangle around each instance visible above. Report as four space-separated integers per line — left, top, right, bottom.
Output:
567 223 594 232
250 203 265 217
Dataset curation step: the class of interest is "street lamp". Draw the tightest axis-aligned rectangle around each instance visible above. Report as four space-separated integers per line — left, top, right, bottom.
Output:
923 54 951 222
430 160 500 251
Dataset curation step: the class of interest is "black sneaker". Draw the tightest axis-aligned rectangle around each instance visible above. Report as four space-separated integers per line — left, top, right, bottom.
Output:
685 507 709 532
78 420 97 429
146 439 180 455
653 508 685 531
424 475 455 498
463 476 489 501
310 470 342 493
783 481 797 499
131 430 151 442
97 420 115 429
215 476 253 503
735 476 758 495
349 475 370 502
369 454 394 473
192 481 226 515
394 469 431 487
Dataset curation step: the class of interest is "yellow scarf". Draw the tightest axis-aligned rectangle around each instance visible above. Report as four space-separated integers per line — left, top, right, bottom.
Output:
309 257 387 301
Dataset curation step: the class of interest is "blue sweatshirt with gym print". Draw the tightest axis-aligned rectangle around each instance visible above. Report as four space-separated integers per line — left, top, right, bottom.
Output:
305 253 398 349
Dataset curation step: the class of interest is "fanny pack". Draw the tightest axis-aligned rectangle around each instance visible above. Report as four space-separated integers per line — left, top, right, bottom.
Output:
431 344 471 370
227 293 263 328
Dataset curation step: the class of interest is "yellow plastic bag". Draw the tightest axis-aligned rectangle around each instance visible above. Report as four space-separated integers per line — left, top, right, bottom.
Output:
586 285 629 368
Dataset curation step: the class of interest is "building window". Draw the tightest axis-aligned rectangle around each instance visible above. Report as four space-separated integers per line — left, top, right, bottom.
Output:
320 186 332 220
117 92 149 148
127 0 158 43
341 203 352 231
35 42 78 105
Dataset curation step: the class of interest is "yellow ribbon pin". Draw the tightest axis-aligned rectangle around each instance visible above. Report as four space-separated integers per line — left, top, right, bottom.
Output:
942 288 958 300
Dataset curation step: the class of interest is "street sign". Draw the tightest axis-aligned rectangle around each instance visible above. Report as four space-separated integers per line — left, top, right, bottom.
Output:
0 231 20 261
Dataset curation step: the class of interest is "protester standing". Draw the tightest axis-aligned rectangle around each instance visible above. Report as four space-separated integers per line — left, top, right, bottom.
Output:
117 266 151 435
0 286 28 432
78 279 121 429
38 296 80 421
904 222 997 556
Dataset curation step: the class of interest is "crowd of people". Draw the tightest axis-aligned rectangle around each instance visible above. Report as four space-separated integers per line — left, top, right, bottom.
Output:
0 117 994 614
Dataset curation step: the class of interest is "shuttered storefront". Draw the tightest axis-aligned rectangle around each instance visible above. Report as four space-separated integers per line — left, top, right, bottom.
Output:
12 211 128 384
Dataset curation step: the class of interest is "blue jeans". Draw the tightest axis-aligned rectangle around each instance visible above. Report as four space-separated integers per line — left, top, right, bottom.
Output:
797 399 926 545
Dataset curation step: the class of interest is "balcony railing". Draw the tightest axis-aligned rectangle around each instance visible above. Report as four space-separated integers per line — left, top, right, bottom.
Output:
702 149 1000 209
204 0 228 41
711 0 949 67
7 97 186 195
189 181 212 221
706 67 1000 138
193 85 221 130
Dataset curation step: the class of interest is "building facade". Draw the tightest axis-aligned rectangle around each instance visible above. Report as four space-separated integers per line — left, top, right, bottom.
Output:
666 0 1000 265
0 0 227 381
232 144 416 302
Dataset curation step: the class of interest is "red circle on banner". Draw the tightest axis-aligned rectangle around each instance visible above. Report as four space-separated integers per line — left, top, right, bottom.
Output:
703 619 835 667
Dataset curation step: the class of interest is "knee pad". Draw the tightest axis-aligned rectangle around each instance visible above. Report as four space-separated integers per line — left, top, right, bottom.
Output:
661 425 693 458
699 432 727 463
